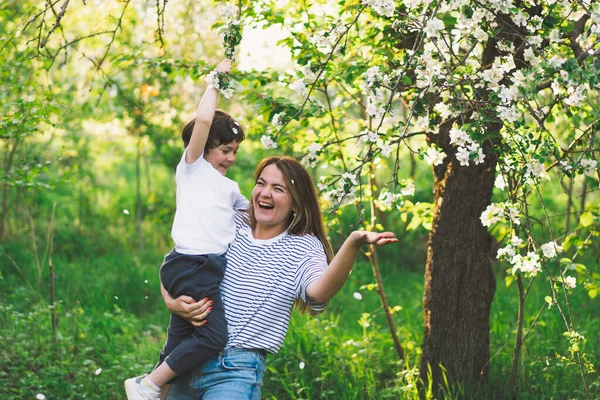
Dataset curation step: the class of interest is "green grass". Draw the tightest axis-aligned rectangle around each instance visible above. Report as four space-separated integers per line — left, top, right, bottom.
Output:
1 244 598 399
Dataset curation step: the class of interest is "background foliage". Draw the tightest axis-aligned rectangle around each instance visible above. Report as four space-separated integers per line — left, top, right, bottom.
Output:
1 0 599 399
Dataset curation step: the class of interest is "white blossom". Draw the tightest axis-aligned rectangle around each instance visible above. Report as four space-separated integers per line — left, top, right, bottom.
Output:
559 160 573 173
549 29 561 43
308 142 322 155
564 85 585 106
511 70 527 88
480 66 505 88
497 245 516 260
511 252 542 276
525 160 550 181
219 3 238 21
362 67 389 89
551 79 562 96
401 180 415 196
292 79 308 97
362 0 396 17
221 88 234 99
497 105 519 122
547 55 566 69
414 114 431 132
424 147 446 166
272 113 284 131
377 190 400 211
580 159 597 176
480 203 503 227
300 63 316 82
511 236 523 247
541 241 563 258
496 55 516 73
380 143 392 158
456 146 471 166
310 24 344 54
523 47 541 65
367 131 379 143
494 174 507 190
449 127 470 146
342 172 358 186
473 27 488 41
512 11 528 27
471 145 485 165
366 101 385 119
353 291 363 300
260 135 278 149
434 102 455 120
424 18 445 38
498 85 518 104
564 276 576 289
505 204 520 225
528 16 543 31
205 70 220 90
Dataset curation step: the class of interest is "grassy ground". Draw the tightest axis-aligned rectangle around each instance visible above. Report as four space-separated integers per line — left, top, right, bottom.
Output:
1 245 598 399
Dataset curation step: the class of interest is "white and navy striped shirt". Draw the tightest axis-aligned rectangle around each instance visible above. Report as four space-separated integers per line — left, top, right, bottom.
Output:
222 212 328 354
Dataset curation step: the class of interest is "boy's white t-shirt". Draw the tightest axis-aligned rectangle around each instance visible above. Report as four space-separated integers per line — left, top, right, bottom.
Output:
171 150 249 255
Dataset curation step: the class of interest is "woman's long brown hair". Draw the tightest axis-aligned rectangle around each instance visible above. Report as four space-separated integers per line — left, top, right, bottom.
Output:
247 156 334 314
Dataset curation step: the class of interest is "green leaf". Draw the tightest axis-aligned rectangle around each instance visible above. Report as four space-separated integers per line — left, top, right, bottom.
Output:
579 212 593 227
401 75 413 86
505 275 515 287
588 289 598 299
574 264 587 274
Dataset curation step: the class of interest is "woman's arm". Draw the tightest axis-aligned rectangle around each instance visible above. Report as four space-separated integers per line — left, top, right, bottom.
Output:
161 283 212 326
305 231 397 303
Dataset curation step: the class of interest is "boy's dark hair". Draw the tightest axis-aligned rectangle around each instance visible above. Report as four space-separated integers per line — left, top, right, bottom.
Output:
181 110 245 151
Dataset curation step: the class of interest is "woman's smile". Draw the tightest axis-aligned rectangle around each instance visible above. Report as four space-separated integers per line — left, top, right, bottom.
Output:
252 164 294 238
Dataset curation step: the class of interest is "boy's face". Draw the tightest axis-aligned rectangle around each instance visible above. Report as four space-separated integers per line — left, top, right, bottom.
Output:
204 140 241 176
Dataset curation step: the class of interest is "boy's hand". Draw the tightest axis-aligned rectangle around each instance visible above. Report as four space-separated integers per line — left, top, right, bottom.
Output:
216 58 232 74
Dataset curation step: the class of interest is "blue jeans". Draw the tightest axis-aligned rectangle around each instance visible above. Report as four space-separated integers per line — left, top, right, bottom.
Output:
166 348 267 400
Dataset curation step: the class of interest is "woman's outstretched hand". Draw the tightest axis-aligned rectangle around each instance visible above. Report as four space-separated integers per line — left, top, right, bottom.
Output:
161 284 212 327
305 230 398 303
350 231 398 247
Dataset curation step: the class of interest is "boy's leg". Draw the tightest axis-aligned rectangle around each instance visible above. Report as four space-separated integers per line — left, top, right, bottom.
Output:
149 251 204 388
162 255 229 375
163 292 228 374
157 313 195 368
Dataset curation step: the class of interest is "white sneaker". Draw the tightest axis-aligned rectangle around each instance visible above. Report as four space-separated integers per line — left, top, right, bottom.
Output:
124 375 161 400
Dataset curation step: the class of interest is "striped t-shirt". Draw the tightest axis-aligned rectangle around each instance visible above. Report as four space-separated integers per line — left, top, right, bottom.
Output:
222 212 329 354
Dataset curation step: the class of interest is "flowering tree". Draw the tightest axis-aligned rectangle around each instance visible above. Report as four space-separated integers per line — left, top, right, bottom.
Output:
233 0 599 394
8 0 599 395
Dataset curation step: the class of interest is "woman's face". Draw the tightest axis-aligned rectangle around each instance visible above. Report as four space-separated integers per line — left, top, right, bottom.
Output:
252 164 294 234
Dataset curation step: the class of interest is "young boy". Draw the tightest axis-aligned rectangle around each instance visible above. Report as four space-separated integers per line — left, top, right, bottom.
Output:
125 58 248 400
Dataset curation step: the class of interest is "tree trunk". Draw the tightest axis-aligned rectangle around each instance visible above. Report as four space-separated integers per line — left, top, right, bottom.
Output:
420 121 497 391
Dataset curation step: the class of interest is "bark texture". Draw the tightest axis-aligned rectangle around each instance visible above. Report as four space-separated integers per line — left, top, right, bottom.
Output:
419 121 497 391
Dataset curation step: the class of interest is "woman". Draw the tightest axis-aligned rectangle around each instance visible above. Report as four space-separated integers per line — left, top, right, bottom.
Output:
163 156 397 399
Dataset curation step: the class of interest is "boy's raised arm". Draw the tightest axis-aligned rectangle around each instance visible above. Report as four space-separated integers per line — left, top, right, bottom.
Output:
185 59 232 164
